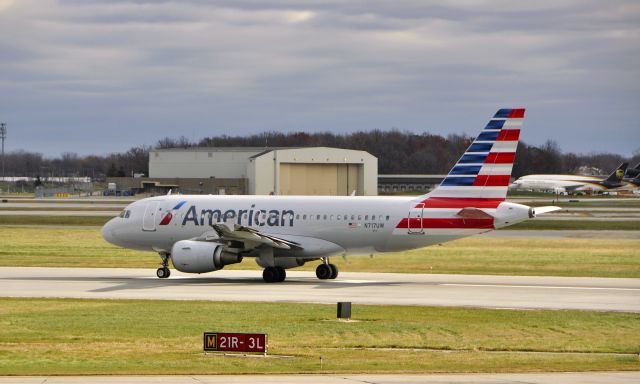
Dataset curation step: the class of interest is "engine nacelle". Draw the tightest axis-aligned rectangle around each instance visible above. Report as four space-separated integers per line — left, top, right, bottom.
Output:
171 240 242 273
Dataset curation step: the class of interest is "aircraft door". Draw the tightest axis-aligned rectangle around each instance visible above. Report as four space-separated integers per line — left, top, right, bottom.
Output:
407 203 425 234
142 201 160 232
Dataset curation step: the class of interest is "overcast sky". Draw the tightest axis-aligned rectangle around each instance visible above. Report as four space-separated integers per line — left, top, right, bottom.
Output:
0 0 638 158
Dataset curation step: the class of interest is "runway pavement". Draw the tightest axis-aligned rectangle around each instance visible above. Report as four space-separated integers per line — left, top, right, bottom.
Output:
1 267 638 312
1 372 639 384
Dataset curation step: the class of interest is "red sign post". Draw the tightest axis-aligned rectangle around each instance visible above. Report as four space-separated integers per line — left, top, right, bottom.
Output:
203 332 267 354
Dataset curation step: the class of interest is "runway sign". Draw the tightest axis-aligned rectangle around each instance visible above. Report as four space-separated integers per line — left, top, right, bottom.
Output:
203 332 267 354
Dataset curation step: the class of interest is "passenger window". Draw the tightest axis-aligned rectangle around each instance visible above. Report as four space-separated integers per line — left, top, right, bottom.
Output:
351 215 355 220
386 215 390 221
365 215 368 220
337 215 341 220
330 215 334 220
323 215 327 220
358 215 362 220
303 214 307 220
317 215 321 220
296 214 300 220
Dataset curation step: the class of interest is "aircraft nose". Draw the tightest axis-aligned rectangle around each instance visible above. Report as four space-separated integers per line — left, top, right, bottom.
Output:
101 218 118 246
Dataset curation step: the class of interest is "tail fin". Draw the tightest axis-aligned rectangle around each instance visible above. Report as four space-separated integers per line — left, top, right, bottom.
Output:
625 163 640 179
603 162 628 184
420 108 524 204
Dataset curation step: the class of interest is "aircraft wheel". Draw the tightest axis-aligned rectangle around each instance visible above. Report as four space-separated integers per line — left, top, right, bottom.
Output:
316 264 332 280
275 267 286 282
328 264 338 279
156 267 170 279
263 267 281 283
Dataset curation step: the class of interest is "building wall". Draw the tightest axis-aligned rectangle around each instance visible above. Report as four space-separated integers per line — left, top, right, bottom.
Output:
248 153 276 195
149 147 377 196
149 149 262 178
251 147 377 196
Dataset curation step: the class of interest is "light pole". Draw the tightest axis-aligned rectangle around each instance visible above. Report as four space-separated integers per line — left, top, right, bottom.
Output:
0 123 6 181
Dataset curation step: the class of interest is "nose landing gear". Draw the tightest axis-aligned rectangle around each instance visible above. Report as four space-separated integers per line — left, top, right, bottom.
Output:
156 253 171 279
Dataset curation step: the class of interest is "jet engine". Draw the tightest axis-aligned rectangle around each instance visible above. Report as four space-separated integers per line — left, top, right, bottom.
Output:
171 240 242 273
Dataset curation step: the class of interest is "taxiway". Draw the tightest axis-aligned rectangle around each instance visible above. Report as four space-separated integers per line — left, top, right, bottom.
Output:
1 267 638 312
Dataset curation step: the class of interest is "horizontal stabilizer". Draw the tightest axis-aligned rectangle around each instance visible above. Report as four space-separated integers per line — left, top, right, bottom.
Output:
531 206 561 216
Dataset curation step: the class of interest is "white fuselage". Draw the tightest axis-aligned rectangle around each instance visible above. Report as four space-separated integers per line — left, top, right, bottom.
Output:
102 194 530 259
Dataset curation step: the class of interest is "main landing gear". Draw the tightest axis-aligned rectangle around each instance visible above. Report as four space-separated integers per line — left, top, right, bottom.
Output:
316 258 338 280
156 253 171 279
263 266 286 283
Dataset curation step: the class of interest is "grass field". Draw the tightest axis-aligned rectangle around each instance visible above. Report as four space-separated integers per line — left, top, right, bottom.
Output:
0 215 113 226
1 226 638 277
0 298 638 375
0 207 122 211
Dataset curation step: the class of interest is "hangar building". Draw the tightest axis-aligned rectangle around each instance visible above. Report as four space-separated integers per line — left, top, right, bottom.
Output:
141 147 377 196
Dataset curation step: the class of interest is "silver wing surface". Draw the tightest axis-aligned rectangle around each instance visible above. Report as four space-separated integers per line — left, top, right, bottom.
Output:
193 222 303 251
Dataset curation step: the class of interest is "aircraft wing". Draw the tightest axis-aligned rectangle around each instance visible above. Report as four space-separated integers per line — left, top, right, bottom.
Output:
203 222 303 250
562 184 585 192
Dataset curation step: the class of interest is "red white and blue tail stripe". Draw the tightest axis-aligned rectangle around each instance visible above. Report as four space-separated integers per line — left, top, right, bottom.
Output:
394 108 537 234
425 108 524 202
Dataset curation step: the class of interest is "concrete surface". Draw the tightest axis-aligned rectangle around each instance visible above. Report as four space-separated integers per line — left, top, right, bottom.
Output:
1 267 638 312
0 372 639 384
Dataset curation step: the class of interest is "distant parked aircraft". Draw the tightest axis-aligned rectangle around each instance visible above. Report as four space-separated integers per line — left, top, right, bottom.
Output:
625 163 640 179
622 163 640 190
510 163 629 194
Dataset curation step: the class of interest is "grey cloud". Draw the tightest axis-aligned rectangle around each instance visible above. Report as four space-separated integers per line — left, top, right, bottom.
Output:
0 0 638 156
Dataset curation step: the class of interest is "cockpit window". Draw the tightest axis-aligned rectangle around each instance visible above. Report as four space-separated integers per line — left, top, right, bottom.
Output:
119 210 131 219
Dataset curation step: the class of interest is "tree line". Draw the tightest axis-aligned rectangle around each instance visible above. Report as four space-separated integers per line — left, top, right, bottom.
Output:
3 130 638 180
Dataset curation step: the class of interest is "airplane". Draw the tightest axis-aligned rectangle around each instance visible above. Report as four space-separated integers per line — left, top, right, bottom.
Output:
625 163 640 180
102 108 560 283
510 162 629 195
623 163 640 190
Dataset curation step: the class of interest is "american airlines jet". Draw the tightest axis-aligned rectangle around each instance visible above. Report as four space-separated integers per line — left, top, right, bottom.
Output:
102 108 559 282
